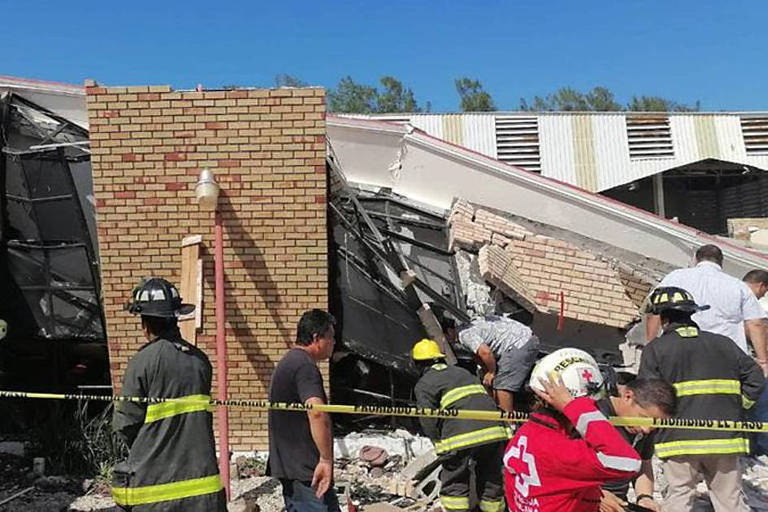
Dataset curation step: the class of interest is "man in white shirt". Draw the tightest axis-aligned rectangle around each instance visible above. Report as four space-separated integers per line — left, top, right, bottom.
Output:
744 269 768 456
645 245 768 375
443 315 539 413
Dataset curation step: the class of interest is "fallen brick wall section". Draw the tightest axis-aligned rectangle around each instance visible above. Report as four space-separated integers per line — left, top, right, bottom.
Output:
87 84 327 451
450 198 642 328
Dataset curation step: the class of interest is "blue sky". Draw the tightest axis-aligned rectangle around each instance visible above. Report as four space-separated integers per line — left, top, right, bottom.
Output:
3 1 767 111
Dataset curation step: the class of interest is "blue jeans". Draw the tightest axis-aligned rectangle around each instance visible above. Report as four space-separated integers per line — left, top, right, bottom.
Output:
280 479 341 512
751 385 768 456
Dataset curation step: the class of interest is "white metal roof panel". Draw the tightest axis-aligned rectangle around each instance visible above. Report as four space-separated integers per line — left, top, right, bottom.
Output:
345 112 768 192
538 114 576 185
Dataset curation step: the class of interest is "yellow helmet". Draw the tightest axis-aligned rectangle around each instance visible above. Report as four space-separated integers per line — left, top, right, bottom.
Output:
411 338 445 361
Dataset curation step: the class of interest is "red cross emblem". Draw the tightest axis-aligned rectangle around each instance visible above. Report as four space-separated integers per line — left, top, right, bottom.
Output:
582 369 593 382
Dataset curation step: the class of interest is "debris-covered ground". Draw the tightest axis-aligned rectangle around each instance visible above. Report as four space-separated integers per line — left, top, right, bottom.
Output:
5 435 768 511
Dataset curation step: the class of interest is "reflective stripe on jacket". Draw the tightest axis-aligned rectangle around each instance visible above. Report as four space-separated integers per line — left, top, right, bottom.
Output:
414 363 511 454
638 322 764 458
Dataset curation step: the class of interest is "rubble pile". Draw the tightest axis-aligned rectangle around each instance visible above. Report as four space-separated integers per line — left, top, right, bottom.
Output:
335 430 441 511
743 456 768 511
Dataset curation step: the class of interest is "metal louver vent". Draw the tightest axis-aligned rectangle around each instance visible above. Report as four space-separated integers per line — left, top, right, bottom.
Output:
495 116 541 172
626 115 674 159
741 116 768 155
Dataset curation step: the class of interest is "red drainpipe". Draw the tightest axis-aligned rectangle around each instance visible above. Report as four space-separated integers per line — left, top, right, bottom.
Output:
215 209 230 499
557 291 565 331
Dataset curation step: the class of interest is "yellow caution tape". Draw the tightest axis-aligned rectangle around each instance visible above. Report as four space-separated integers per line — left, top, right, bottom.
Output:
1 390 767 433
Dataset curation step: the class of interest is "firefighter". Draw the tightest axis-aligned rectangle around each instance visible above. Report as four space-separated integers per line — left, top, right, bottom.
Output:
412 338 509 512
112 277 226 511
504 348 643 512
638 286 764 512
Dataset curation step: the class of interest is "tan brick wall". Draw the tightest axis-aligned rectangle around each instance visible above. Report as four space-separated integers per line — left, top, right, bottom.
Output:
86 84 327 451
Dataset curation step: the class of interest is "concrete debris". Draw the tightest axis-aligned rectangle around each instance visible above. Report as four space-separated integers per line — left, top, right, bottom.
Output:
742 456 768 511
412 464 442 503
0 442 25 458
228 496 260 512
400 449 438 481
234 455 266 480
335 430 433 461
361 503 406 511
334 432 440 510
455 250 494 318
227 476 283 512
358 446 389 468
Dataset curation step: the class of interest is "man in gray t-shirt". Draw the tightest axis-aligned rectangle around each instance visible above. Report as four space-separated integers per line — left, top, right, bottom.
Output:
447 315 539 412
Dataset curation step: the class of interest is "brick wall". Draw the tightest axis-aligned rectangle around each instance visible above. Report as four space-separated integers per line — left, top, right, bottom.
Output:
86 84 327 451
449 198 643 328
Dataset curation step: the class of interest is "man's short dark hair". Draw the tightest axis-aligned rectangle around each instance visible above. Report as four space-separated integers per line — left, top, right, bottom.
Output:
744 269 768 285
695 244 723 266
296 309 336 346
626 378 677 416
659 308 692 326
141 316 178 337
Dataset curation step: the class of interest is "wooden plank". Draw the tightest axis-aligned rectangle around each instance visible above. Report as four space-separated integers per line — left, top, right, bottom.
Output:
179 235 202 343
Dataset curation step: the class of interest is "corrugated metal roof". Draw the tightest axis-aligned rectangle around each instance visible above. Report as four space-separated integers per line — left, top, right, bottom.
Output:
349 112 768 192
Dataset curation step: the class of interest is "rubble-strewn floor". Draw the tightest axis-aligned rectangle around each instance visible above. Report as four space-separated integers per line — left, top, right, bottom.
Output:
6 448 768 510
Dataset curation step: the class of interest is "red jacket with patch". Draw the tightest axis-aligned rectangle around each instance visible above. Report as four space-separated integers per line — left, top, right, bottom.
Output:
504 397 641 512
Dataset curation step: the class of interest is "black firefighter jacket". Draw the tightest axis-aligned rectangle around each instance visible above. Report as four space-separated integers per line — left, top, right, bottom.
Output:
112 333 226 511
414 363 511 454
638 321 764 458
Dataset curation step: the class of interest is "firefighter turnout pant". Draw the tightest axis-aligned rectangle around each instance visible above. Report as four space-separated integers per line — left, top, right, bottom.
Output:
439 441 505 512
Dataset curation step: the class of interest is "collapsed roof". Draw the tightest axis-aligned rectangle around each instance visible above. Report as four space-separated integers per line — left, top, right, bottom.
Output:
326 115 768 278
0 92 103 341
325 115 768 386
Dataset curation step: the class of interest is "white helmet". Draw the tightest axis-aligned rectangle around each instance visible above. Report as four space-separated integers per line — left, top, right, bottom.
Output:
529 348 605 400
0 319 6 341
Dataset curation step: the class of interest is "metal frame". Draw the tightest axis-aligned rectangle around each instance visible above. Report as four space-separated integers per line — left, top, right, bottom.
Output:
0 93 104 341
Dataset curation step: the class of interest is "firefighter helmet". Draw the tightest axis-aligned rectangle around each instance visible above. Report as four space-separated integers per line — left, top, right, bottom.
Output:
529 348 606 400
646 286 710 315
0 319 6 341
125 277 194 318
411 338 445 361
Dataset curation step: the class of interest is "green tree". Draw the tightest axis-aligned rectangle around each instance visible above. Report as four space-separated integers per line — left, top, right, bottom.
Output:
628 95 700 112
585 87 622 111
275 74 308 87
520 86 621 111
521 86 699 112
328 76 424 113
328 76 379 113
376 76 419 113
455 78 496 112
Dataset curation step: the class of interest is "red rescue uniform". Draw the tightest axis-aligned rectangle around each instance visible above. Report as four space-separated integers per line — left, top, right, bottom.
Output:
503 397 641 512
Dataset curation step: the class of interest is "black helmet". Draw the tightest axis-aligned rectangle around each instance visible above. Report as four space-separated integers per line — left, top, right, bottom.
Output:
125 277 194 318
647 286 710 315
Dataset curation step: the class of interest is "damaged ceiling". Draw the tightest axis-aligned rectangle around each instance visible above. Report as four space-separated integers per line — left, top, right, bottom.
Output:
325 114 768 386
326 115 768 278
